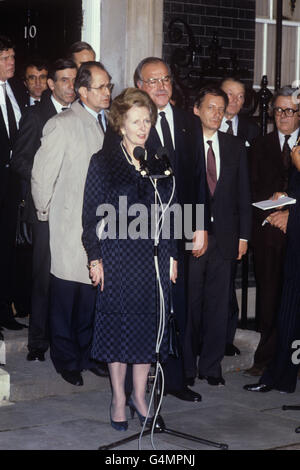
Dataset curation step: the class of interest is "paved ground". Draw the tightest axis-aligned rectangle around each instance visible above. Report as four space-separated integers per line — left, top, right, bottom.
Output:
1 317 300 452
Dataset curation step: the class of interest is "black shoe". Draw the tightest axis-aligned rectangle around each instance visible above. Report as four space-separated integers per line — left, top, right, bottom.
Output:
207 376 225 386
243 365 265 377
225 343 240 356
185 377 195 387
0 318 27 330
198 374 225 386
27 350 45 362
243 383 273 392
60 370 83 386
15 310 29 318
89 364 109 377
166 386 202 402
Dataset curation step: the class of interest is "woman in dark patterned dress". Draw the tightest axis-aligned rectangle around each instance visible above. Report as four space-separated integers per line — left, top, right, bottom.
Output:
82 88 177 431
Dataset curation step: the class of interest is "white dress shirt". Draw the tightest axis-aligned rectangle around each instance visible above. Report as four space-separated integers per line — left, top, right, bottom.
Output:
219 114 238 136
278 128 299 150
0 80 22 136
50 95 71 113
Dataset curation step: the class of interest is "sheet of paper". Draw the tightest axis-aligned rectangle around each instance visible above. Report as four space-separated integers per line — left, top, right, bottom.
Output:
252 196 296 211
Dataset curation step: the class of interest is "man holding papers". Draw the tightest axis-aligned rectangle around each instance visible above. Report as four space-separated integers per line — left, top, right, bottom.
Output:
247 86 300 377
244 145 300 393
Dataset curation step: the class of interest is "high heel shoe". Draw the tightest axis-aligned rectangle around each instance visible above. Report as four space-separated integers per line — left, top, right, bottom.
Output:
110 405 128 431
127 397 152 428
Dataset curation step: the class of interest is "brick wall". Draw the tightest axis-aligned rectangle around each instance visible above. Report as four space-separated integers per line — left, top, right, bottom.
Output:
163 0 256 107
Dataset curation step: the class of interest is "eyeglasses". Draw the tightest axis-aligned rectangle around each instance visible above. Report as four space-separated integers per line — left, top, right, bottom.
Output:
26 75 48 82
274 107 299 117
88 83 114 92
142 76 172 88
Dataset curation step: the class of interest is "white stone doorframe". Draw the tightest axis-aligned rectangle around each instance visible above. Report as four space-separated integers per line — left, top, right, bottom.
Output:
81 0 101 61
81 0 163 95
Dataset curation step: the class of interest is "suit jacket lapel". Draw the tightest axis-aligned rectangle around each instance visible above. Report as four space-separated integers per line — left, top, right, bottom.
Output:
237 115 247 141
215 131 226 194
147 126 161 154
0 106 9 142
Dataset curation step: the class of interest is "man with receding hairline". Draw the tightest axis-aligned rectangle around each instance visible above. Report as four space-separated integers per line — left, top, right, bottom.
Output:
134 56 208 402
219 77 260 358
31 61 112 385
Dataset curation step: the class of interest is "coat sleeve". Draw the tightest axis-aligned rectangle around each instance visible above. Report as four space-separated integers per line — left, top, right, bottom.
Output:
82 152 107 262
31 116 65 221
238 140 252 240
11 109 41 182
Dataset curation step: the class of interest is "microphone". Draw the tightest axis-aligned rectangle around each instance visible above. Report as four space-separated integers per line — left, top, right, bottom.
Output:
133 146 149 176
156 146 173 176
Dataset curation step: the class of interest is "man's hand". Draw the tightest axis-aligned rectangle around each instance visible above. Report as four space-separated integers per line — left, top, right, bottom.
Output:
237 240 248 260
192 230 208 258
269 192 287 201
268 210 289 233
291 145 300 171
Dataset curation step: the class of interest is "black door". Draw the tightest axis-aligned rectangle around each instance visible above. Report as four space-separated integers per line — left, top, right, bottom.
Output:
0 0 82 72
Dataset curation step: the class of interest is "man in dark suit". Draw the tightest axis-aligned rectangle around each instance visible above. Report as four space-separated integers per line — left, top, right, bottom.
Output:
11 58 77 361
245 86 300 377
219 77 260 357
220 77 260 145
244 145 300 393
184 87 251 385
23 59 49 106
133 57 208 402
0 35 28 332
68 41 96 69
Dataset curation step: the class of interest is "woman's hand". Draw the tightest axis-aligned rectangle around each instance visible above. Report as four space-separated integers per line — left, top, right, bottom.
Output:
170 259 178 284
89 259 104 291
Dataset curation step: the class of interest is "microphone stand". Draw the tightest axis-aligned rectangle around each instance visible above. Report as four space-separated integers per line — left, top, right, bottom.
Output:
98 172 228 451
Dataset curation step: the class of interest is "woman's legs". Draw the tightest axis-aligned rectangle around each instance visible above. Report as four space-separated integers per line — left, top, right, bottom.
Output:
132 363 151 416
108 362 127 421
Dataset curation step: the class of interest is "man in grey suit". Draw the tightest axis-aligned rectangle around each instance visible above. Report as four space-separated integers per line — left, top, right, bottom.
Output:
31 61 112 386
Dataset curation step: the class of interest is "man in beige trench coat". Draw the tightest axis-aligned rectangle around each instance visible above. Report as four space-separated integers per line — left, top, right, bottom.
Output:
31 61 112 386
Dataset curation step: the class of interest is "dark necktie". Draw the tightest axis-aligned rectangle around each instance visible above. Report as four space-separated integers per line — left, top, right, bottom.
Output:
282 134 291 191
282 134 291 170
226 120 234 135
206 140 217 195
159 111 174 163
61 107 68 112
97 112 106 133
34 100 39 106
2 82 17 147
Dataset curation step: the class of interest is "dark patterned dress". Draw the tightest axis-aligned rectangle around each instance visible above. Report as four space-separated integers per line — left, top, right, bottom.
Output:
82 140 177 364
